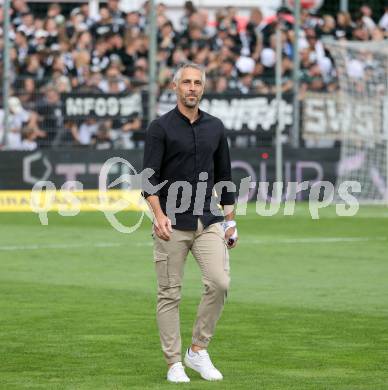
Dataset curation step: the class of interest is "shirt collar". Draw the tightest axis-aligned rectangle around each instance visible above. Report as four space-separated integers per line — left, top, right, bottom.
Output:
174 105 203 124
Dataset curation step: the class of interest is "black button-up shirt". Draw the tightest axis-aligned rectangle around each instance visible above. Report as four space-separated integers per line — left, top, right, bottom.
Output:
142 106 235 230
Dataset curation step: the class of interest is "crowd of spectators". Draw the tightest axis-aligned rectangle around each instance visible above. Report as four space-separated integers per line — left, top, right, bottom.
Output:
0 0 387 150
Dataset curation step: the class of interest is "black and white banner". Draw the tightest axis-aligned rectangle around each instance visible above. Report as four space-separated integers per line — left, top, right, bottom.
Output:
62 93 143 119
63 91 294 134
61 92 388 141
201 94 293 132
303 93 388 141
158 92 294 133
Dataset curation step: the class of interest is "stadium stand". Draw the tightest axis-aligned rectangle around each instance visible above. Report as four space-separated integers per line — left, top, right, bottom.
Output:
0 1 387 150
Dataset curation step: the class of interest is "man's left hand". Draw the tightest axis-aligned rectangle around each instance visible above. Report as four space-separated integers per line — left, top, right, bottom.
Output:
225 227 238 249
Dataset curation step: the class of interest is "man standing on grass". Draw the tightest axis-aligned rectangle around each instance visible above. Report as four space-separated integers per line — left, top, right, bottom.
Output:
142 62 238 383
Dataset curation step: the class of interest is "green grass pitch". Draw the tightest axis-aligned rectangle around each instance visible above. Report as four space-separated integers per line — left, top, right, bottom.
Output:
0 204 387 389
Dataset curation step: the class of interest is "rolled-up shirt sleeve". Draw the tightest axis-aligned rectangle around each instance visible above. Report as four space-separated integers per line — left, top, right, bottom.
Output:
142 120 165 199
214 123 235 205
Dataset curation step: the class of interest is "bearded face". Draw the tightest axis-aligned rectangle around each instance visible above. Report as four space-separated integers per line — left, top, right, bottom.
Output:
174 67 205 109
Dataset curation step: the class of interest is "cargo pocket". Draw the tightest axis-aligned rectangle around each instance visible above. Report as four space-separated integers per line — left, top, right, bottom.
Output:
154 251 169 287
223 243 230 272
213 223 229 272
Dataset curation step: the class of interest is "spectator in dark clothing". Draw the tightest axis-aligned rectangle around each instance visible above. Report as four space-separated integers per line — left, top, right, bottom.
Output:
245 7 264 56
36 85 63 146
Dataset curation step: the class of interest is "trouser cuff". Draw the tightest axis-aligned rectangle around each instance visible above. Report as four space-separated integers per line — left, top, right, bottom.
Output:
165 355 182 365
191 337 209 348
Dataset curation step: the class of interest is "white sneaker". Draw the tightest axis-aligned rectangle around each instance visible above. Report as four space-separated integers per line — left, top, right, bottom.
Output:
167 362 190 383
184 348 223 381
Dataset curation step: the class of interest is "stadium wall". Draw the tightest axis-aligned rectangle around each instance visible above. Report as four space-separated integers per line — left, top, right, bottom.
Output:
0 148 339 200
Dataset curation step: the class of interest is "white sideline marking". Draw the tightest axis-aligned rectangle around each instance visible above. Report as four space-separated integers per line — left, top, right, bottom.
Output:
244 237 388 245
0 237 386 251
0 242 123 251
320 213 388 219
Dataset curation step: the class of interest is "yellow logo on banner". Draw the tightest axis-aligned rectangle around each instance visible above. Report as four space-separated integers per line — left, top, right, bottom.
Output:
0 190 148 212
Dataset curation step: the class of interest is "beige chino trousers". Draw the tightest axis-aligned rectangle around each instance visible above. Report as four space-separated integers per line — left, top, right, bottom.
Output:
153 219 230 364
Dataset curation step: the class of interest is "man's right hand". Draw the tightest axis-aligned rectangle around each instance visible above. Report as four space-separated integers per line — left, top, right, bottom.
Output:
154 214 173 241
